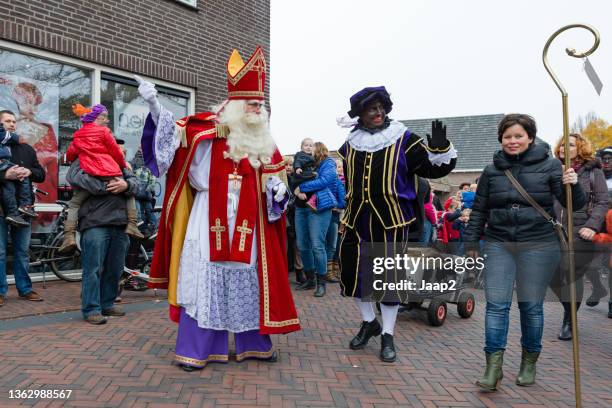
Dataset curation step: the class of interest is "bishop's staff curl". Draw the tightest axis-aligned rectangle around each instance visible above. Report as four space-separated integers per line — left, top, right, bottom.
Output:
542 23 600 408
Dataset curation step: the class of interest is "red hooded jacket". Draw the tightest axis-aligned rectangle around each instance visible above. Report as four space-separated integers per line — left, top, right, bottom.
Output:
66 122 126 177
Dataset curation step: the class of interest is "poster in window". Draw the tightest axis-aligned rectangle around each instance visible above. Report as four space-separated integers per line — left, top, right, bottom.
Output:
0 74 59 228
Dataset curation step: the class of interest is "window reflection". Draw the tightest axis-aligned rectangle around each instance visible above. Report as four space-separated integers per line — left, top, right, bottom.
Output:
101 76 189 205
0 49 91 230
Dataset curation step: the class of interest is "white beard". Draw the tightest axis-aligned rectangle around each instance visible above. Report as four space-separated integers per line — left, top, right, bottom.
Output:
215 100 276 168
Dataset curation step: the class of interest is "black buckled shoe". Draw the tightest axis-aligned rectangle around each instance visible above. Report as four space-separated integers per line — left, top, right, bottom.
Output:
380 333 397 363
349 318 381 350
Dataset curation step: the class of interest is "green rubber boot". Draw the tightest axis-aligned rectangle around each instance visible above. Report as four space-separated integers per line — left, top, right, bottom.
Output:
476 351 504 391
516 348 539 387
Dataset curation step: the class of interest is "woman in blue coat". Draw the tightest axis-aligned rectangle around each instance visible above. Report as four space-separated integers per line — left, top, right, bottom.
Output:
294 142 338 297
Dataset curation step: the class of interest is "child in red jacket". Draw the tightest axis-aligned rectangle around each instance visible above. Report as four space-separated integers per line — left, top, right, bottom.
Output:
59 104 144 253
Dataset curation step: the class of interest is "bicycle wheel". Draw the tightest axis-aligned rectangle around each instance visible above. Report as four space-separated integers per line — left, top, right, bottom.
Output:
48 232 83 282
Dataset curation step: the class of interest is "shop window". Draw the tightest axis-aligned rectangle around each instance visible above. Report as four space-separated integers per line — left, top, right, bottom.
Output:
101 74 189 205
0 48 91 231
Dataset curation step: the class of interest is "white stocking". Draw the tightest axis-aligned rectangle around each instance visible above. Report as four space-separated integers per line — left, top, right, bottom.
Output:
380 304 399 335
354 298 376 323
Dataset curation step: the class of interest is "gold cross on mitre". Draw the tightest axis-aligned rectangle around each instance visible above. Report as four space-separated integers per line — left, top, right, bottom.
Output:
210 218 226 250
253 58 265 92
236 219 253 252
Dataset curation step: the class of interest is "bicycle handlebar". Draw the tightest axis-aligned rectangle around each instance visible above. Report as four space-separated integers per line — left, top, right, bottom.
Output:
33 187 49 196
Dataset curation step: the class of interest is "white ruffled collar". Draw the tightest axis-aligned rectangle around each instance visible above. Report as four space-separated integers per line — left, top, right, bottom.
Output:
346 120 407 152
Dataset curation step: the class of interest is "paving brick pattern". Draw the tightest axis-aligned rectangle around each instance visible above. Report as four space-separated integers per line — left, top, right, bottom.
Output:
0 283 610 407
0 280 166 321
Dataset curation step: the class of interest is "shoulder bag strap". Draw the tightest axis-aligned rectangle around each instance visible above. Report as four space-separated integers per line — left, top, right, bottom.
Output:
503 169 555 223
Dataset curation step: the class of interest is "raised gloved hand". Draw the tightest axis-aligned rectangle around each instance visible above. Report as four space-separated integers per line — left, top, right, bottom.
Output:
426 120 449 151
135 75 161 124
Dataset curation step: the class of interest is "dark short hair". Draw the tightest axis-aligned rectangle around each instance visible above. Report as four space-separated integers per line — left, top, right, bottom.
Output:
0 110 16 120
497 113 537 143
459 182 470 190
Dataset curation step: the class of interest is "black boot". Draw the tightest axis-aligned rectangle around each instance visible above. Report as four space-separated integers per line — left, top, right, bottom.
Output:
296 270 315 290
608 302 612 318
349 318 381 350
586 286 608 307
558 315 572 341
380 333 396 363
558 302 579 341
314 274 326 297
295 269 306 284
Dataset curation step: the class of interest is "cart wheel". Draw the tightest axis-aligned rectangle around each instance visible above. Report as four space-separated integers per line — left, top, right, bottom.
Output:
427 300 447 326
457 292 475 318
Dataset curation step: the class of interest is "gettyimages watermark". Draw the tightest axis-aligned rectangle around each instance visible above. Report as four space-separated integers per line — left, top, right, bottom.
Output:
355 243 485 303
351 242 611 304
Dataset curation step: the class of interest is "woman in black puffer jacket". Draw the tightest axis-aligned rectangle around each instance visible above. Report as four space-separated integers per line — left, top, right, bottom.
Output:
550 133 608 340
464 114 586 392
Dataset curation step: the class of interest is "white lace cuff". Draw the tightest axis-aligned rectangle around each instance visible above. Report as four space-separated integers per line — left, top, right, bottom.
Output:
155 106 179 176
427 145 458 166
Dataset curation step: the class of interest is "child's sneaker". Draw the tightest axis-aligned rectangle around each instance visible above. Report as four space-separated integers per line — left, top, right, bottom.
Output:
5 214 29 227
306 194 317 212
19 206 38 218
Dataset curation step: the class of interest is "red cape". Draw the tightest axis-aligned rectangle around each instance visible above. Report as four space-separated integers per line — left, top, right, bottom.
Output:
148 113 300 335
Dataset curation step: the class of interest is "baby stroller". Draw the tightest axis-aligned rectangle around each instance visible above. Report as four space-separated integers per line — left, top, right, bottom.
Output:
376 246 476 326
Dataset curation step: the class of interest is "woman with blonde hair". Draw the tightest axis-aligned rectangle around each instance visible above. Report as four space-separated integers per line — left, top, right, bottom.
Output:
550 132 608 340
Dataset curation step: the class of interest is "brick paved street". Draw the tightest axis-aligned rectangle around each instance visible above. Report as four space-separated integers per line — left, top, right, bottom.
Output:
0 281 610 407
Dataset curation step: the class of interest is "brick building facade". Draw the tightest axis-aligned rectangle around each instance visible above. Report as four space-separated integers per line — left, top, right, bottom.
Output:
0 0 271 109
0 0 270 227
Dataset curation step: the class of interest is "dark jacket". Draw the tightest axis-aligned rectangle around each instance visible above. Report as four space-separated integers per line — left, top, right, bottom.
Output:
0 140 45 207
67 160 141 231
0 126 20 161
554 159 609 237
464 143 586 245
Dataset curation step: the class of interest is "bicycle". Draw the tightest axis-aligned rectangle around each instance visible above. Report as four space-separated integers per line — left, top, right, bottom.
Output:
27 188 82 282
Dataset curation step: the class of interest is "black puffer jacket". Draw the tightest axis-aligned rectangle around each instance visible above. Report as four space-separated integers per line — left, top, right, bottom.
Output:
464 143 586 245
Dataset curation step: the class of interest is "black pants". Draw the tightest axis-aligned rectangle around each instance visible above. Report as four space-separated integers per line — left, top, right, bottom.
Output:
550 240 598 314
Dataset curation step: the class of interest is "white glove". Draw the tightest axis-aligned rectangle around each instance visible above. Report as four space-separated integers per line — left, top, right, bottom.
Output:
273 182 287 202
135 75 161 124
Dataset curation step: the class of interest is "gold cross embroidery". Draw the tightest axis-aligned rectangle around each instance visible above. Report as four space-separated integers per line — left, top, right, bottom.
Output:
210 218 226 251
228 168 242 191
253 59 265 92
236 220 253 252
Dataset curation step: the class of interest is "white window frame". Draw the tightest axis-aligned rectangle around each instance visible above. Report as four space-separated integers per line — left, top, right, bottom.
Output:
0 39 196 115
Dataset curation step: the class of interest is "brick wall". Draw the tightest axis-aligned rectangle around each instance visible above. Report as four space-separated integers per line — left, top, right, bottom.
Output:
0 0 271 111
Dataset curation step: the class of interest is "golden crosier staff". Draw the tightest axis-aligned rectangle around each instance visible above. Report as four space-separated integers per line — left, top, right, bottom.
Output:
542 24 600 408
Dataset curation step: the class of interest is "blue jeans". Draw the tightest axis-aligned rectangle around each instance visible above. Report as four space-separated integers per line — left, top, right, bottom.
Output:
484 241 560 354
0 217 32 296
295 207 331 276
80 226 129 317
325 212 339 260
420 219 433 244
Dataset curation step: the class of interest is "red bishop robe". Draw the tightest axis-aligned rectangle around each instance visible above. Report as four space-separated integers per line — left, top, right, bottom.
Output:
147 112 300 335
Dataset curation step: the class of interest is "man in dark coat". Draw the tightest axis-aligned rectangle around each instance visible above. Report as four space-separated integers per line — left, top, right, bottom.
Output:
0 110 45 307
